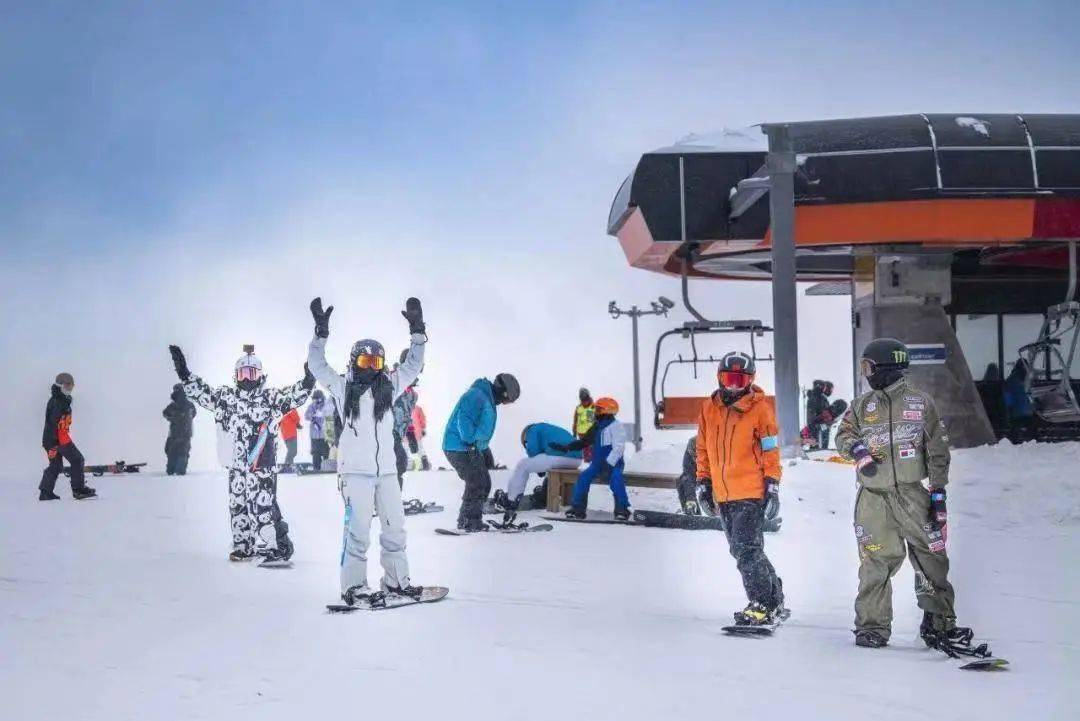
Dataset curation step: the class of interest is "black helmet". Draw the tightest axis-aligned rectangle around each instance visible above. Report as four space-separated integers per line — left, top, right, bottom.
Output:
717 351 756 392
861 338 909 374
493 373 520 404
348 339 386 378
579 387 591 403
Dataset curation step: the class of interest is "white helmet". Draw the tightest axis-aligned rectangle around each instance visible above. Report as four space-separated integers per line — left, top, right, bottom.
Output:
235 345 263 386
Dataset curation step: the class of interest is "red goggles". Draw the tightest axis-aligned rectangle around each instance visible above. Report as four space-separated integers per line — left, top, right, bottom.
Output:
356 354 385 371
718 370 752 389
236 366 262 382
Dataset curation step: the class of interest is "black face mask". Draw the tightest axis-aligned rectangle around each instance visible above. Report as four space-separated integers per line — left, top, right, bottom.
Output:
721 386 750 406
344 370 394 424
867 368 903 391
237 378 260 393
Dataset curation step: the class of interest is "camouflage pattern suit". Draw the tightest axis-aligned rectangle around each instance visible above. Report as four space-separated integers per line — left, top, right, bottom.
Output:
836 377 957 641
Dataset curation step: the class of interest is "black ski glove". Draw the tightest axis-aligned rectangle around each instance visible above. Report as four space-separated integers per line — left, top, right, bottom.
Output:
402 297 425 335
851 441 877 478
302 362 316 390
310 297 334 339
548 442 569 453
764 478 780 520
169 345 190 382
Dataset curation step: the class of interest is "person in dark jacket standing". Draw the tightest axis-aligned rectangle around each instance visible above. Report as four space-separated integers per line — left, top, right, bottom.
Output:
443 373 520 531
39 373 96 501
163 383 196 475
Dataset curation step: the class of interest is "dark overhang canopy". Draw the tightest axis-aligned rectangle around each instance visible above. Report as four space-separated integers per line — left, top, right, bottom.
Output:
608 114 1080 281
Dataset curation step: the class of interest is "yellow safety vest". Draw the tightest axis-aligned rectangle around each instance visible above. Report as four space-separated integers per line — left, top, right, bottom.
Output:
574 404 596 436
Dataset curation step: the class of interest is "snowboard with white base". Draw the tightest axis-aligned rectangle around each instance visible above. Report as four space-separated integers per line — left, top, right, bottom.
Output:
326 586 448 613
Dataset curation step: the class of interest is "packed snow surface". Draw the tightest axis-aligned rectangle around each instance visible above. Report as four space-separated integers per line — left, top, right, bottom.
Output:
3 442 1078 720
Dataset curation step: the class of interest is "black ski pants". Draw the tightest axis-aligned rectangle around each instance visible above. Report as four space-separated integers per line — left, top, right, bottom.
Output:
165 436 191 475
40 442 87 493
311 439 330 470
393 430 408 489
718 499 783 609
447 449 491 525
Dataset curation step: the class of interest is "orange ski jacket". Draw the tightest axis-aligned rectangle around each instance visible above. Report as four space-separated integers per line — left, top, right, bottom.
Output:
695 385 781 503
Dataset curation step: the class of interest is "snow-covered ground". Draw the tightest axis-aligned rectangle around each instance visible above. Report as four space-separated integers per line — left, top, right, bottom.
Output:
3 442 1078 720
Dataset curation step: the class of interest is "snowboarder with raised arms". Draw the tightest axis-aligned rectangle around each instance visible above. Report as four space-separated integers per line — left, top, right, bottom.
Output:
836 338 978 650
307 296 429 607
696 352 785 627
168 344 314 566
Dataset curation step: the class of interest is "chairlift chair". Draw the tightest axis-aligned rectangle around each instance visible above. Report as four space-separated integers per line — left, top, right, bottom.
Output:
1018 241 1080 424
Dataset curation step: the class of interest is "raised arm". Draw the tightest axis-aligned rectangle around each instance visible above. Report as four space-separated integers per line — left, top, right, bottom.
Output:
392 297 427 397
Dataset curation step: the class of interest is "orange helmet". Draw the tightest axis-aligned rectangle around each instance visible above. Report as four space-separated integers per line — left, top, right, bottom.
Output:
594 397 619 416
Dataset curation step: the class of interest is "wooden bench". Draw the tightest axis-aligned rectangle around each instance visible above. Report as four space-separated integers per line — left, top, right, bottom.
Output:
546 468 679 512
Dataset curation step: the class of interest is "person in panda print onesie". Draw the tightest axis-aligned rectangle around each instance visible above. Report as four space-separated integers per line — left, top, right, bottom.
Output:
168 344 314 567
306 296 427 607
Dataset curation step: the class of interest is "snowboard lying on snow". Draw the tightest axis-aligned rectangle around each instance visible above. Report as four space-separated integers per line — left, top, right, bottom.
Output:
403 499 444 515
64 461 146 477
326 586 449 613
542 509 781 532
435 521 553 536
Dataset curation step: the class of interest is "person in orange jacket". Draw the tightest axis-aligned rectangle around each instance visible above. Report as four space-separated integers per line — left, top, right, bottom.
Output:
279 408 302 471
696 351 784 627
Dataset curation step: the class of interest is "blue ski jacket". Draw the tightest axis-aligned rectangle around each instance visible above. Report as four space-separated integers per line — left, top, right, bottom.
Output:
523 423 581 459
443 379 498 452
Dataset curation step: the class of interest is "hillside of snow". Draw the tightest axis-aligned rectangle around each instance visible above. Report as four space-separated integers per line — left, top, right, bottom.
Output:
3 442 1078 720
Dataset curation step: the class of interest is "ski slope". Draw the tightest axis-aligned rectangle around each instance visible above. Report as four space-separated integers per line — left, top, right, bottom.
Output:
2 442 1078 720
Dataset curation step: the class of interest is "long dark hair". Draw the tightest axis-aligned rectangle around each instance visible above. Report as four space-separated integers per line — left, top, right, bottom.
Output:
344 373 394 425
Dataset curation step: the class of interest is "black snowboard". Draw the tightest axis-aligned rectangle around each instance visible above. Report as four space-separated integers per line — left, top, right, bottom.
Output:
540 511 637 525
294 462 337 476
326 586 448 612
632 509 726 530
722 608 791 636
65 461 146 477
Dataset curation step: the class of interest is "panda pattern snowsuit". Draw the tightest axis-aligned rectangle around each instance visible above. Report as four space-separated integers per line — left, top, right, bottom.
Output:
184 375 312 556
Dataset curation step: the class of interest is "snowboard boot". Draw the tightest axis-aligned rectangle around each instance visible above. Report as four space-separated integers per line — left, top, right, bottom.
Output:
278 536 295 562
383 582 424 601
613 505 631 522
342 585 374 607
565 506 587 520
920 612 973 648
855 630 889 648
229 550 255 562
403 498 425 515
72 486 97 500
457 517 488 533
39 489 61 501
492 489 510 512
258 548 292 568
420 456 431 471
734 601 772 626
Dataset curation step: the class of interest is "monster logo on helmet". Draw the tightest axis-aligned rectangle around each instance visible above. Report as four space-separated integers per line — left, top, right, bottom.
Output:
860 338 910 390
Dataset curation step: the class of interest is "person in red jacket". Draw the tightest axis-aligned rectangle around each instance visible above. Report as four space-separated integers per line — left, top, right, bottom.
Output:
279 408 302 471
39 373 96 501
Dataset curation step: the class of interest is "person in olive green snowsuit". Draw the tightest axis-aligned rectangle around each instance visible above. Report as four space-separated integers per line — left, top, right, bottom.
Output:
836 338 969 649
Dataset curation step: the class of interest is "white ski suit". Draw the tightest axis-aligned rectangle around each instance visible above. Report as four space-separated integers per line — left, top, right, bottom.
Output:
308 332 426 593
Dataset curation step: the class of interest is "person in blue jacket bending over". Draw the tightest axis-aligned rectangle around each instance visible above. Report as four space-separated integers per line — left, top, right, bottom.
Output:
497 423 583 524
443 373 521 532
548 397 630 521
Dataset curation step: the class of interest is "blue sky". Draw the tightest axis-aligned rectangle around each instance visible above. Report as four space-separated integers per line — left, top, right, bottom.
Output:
1 1 1078 468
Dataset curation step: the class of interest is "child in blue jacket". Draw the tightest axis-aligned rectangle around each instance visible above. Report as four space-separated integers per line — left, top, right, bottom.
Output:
549 397 630 520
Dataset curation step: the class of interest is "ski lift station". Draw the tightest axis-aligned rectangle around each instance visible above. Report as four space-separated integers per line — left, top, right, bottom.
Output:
608 114 1080 451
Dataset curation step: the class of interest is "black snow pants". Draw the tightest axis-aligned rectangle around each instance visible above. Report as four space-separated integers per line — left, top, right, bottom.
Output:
165 436 191 475
40 443 87 494
447 449 491 526
718 499 783 609
310 439 330 470
393 430 408 489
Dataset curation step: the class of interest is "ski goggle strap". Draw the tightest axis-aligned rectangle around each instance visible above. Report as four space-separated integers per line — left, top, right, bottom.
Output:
355 354 385 371
718 370 752 389
236 366 262 382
